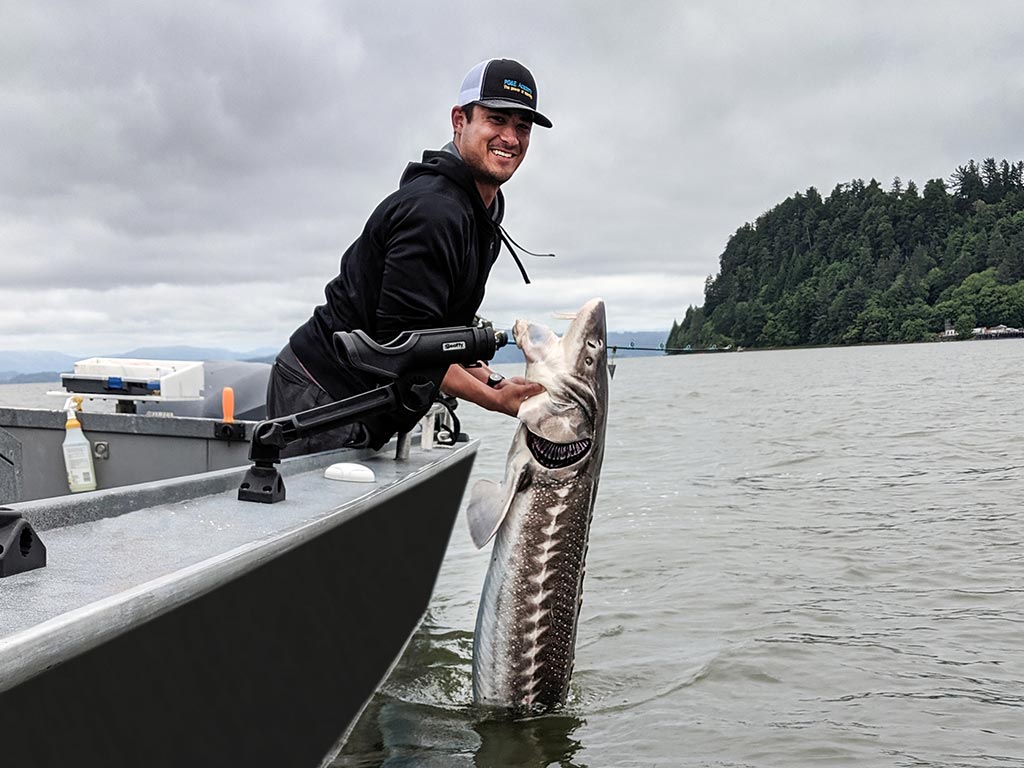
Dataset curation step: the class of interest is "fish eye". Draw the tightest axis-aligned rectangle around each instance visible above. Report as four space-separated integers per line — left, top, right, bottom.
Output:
585 356 593 365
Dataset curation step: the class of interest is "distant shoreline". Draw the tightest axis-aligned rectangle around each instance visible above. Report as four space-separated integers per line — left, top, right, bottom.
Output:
0 372 62 384
722 334 1024 355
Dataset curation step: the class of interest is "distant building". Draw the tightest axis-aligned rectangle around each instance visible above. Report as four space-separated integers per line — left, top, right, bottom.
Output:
972 324 1023 339
939 323 1022 340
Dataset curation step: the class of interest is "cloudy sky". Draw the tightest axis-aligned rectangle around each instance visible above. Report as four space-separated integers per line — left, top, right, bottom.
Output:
2 1 1023 354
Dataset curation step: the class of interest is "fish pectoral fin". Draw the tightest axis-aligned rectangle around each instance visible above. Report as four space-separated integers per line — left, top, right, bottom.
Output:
467 475 518 549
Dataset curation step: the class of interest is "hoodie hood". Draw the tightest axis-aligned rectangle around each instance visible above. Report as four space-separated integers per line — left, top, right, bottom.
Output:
401 145 551 283
400 148 504 226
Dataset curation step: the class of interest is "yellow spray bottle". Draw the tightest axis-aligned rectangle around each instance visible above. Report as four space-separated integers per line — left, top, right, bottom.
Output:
62 396 97 493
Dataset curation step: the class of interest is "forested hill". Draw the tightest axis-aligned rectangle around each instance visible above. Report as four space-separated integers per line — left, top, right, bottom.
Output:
668 158 1024 349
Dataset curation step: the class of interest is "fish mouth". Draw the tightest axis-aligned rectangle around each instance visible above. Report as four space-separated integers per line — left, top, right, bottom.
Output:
526 430 592 469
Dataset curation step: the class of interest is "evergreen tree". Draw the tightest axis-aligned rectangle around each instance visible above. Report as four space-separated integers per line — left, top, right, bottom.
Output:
981 157 1004 203
951 160 985 209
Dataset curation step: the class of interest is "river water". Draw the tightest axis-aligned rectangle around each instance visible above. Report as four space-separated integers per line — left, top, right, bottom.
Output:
336 340 1024 767
3 341 1022 766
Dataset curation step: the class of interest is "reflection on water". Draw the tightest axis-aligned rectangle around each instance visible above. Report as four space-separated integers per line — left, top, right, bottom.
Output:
473 713 585 768
336 695 585 768
333 618 586 768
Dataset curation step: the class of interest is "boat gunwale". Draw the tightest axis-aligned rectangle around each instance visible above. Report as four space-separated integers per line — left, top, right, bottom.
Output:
10 443 380 530
0 405 257 440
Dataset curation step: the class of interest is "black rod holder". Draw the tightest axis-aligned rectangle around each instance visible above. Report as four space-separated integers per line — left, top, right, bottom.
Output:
0 508 47 577
238 325 506 504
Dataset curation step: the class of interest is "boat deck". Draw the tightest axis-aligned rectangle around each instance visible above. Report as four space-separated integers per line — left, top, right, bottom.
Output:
2 445 458 641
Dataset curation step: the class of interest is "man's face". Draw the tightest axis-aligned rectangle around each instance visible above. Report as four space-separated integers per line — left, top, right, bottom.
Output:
453 105 533 188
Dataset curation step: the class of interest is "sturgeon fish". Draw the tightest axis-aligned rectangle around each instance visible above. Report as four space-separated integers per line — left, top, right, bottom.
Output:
468 297 609 711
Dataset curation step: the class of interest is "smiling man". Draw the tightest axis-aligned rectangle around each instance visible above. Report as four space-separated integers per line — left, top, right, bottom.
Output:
267 58 552 455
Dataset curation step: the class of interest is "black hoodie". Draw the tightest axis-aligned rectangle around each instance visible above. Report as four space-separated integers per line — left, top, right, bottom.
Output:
288 149 503 445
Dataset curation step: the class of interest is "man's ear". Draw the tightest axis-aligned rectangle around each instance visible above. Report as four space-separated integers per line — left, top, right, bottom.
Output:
451 105 466 136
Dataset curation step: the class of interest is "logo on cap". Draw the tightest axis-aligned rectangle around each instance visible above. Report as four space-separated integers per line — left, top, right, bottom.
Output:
503 79 535 102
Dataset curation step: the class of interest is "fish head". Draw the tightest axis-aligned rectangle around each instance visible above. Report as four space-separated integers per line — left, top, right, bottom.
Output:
467 298 608 548
513 298 608 471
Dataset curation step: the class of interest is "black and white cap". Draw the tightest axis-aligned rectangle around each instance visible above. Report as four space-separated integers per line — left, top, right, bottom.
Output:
457 58 553 128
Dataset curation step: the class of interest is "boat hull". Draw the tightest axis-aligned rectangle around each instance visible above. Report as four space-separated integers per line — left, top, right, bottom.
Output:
0 442 476 768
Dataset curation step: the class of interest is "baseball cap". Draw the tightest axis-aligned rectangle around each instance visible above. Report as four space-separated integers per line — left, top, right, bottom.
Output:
457 58 553 128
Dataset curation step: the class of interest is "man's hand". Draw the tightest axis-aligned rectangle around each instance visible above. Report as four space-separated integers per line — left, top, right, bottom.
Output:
490 377 544 417
440 365 544 417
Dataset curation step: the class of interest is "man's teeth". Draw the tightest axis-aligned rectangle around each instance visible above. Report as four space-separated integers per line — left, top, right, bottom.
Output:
490 149 513 158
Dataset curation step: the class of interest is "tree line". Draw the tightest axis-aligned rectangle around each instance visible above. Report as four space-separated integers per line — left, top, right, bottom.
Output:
668 158 1024 350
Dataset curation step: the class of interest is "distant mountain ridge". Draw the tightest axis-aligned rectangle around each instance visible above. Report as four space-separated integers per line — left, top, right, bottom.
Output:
0 345 279 382
490 331 668 364
0 334 667 381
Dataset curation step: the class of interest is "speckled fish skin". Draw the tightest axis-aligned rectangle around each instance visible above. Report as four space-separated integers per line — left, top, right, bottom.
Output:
471 298 608 711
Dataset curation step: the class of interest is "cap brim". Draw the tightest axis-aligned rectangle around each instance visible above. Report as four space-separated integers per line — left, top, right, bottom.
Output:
473 98 553 128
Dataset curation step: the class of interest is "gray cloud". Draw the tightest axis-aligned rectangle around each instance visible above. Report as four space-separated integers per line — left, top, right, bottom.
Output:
2 0 1024 353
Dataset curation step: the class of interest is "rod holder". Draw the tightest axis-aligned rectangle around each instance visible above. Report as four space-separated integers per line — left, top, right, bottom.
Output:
0 509 47 578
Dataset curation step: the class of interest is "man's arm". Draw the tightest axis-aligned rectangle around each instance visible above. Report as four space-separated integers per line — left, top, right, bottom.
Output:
441 364 543 417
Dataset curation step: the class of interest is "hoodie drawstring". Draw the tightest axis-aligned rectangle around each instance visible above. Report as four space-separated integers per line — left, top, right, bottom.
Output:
497 225 555 285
